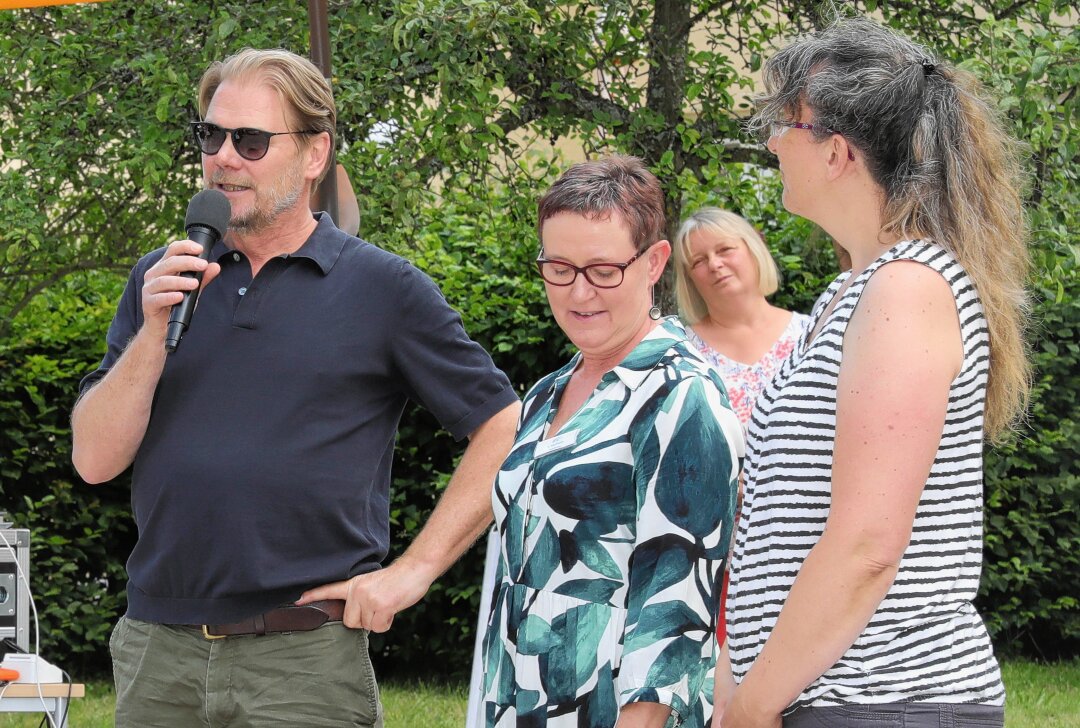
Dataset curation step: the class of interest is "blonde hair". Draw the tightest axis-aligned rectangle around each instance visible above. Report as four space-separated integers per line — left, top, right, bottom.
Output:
672 208 780 324
750 17 1030 441
198 48 336 184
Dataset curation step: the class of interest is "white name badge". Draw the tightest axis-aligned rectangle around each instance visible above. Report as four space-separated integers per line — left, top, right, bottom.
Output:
533 431 578 458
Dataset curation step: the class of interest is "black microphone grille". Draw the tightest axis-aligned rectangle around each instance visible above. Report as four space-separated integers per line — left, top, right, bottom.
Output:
185 189 231 238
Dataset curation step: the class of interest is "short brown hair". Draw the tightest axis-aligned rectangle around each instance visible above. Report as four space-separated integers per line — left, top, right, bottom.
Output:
537 155 666 252
197 48 336 184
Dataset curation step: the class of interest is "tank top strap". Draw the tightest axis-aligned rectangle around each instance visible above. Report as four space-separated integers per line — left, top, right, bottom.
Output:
819 239 947 338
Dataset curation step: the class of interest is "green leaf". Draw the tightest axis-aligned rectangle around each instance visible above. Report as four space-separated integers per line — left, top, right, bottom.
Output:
154 93 172 123
217 17 238 39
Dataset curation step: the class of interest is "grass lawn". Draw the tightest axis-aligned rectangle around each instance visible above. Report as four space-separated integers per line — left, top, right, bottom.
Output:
1000 660 1080 728
0 661 1075 727
0 680 469 728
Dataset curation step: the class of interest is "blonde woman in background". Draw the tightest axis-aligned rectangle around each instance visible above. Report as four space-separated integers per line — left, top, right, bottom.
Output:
672 208 809 717
673 208 809 427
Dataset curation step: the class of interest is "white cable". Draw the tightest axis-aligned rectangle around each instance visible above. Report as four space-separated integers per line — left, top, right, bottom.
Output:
0 528 59 728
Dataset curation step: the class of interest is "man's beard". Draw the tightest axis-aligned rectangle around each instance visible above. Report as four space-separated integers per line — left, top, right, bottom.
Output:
215 160 306 234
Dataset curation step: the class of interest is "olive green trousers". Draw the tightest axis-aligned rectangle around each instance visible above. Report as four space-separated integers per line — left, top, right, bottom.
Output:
110 616 383 728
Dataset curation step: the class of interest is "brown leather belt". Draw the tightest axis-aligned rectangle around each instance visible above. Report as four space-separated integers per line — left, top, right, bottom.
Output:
200 599 346 639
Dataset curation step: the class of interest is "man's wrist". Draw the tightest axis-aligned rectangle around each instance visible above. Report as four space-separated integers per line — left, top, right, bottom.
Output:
390 551 442 586
133 319 170 355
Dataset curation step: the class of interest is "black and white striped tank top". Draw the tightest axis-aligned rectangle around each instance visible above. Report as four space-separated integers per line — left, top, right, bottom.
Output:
726 240 1005 709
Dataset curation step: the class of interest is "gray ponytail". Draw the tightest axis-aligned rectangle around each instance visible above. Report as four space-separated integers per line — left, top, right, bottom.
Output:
751 17 1031 440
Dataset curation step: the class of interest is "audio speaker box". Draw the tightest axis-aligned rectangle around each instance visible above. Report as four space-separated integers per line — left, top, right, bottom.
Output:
0 527 30 653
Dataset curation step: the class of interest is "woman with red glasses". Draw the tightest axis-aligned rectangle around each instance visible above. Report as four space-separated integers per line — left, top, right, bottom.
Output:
722 16 1029 728
480 155 744 727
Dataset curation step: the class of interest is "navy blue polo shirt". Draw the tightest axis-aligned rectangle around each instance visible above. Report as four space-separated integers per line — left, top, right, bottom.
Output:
80 214 518 624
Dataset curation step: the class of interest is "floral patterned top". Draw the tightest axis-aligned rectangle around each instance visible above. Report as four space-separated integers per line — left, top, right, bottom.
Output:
481 317 744 728
685 313 810 428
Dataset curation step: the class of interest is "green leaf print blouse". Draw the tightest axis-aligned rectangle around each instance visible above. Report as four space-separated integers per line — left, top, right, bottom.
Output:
482 318 744 727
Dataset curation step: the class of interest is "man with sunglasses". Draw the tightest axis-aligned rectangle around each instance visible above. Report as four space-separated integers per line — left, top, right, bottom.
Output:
71 48 520 728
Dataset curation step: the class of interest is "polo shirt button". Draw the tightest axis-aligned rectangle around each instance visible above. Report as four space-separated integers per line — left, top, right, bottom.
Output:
232 253 241 262
238 287 247 296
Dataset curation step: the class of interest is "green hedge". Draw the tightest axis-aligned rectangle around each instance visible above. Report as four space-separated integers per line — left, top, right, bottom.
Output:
0 273 133 676
980 242 1080 660
0 182 1076 678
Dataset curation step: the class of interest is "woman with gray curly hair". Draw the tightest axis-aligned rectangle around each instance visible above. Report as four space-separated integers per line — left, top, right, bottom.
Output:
722 16 1029 728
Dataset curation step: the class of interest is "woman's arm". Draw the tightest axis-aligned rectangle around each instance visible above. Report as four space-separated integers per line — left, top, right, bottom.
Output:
723 262 963 727
713 640 736 717
616 701 673 728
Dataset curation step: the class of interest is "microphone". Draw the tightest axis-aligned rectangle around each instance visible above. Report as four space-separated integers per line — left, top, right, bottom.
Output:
164 190 231 353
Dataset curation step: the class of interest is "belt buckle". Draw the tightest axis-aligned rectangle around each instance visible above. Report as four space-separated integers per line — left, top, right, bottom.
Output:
202 625 226 640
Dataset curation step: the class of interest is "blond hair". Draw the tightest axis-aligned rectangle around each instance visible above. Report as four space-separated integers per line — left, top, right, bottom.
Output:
198 48 336 184
672 208 780 324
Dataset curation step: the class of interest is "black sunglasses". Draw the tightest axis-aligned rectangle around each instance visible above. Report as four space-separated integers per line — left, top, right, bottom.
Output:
190 122 319 161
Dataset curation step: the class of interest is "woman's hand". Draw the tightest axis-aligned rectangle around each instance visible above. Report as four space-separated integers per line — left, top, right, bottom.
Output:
719 688 781 728
713 640 736 716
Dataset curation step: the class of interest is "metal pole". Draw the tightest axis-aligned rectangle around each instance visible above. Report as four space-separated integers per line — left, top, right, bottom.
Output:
308 0 339 226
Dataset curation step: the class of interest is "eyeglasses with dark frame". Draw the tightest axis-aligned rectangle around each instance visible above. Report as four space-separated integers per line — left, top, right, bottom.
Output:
767 119 856 161
535 246 651 289
190 122 319 161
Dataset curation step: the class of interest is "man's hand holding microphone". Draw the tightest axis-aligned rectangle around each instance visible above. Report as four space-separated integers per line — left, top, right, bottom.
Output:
139 189 230 351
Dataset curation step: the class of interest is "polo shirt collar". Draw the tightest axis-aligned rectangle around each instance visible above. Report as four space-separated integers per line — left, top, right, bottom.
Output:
210 212 347 275
288 212 347 275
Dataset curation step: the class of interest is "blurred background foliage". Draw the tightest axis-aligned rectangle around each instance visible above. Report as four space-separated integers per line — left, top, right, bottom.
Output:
0 0 1076 677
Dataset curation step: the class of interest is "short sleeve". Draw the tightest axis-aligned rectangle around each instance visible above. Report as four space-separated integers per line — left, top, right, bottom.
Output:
388 260 518 440
78 250 163 395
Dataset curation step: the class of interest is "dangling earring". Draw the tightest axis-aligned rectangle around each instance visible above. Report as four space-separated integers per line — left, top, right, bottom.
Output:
649 286 662 320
